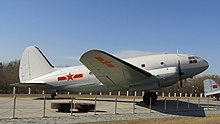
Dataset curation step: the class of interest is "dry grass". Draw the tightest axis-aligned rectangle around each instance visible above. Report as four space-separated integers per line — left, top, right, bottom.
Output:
86 114 220 124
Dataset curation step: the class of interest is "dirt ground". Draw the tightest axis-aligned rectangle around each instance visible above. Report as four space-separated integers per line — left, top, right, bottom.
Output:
88 114 220 124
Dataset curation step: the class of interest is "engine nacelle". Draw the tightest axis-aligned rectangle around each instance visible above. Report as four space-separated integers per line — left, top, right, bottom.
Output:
149 67 179 87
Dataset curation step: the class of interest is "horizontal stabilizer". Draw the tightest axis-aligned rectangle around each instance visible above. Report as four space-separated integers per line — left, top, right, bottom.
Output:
10 83 47 87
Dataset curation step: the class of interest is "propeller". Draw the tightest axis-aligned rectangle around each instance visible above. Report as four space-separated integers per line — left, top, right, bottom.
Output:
177 60 184 88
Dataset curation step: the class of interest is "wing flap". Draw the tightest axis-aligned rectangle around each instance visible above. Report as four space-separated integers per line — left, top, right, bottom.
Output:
80 50 152 86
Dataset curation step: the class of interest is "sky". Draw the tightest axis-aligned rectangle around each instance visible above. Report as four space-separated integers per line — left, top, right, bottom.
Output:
0 0 220 75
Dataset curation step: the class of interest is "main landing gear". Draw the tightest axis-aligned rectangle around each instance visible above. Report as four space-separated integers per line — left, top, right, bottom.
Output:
143 92 157 105
51 92 57 99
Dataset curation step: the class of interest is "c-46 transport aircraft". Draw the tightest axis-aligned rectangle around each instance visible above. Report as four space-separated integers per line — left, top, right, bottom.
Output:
13 46 209 105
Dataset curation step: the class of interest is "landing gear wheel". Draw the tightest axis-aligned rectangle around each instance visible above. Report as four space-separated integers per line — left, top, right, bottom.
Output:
51 92 57 99
143 92 157 105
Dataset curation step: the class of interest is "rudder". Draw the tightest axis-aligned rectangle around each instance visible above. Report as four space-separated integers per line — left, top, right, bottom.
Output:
203 79 220 94
19 46 54 83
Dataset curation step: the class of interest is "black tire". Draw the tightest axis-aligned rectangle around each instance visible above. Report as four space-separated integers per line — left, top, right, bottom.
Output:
143 92 150 105
150 92 157 104
51 92 56 99
143 92 157 105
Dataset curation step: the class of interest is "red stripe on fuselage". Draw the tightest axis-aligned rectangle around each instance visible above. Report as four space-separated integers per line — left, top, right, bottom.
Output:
73 74 83 78
58 73 83 81
58 76 67 81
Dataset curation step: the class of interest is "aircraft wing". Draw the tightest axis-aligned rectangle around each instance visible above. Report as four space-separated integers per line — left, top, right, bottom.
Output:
205 90 220 97
80 50 153 86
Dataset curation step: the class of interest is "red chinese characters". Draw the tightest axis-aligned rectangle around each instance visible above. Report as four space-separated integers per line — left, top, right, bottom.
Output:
95 56 114 68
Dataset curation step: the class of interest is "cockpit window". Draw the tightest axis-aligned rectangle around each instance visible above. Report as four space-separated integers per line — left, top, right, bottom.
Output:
188 56 198 64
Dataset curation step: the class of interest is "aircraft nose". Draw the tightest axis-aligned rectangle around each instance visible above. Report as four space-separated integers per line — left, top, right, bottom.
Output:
201 59 209 71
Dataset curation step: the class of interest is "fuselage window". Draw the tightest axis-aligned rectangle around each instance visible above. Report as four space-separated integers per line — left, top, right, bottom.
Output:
141 64 145 68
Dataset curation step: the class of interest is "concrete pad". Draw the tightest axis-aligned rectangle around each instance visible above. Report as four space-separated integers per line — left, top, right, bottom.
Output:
0 96 220 123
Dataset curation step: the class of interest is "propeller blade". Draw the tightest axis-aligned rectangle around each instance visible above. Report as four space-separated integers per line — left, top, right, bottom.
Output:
177 60 184 88
178 60 181 76
180 80 183 88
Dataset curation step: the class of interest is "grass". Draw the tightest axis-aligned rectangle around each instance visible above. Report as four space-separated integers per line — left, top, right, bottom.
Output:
88 114 220 124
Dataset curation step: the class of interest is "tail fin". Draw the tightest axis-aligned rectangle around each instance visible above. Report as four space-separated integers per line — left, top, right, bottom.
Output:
203 79 220 96
19 46 54 83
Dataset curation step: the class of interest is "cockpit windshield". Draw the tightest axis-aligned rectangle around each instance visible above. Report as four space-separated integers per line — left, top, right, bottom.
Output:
188 56 200 64
188 56 201 59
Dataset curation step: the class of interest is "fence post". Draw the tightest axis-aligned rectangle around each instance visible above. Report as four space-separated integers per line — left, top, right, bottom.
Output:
176 98 179 111
94 97 97 115
43 96 46 118
195 94 197 97
133 97 135 114
164 98 167 111
71 96 73 116
141 91 144 97
28 87 31 94
188 98 190 109
198 98 200 108
216 100 219 110
115 97 117 114
118 91 120 96
149 97 152 113
207 99 209 110
109 92 111 96
13 87 16 95
200 93 203 98
12 95 16 119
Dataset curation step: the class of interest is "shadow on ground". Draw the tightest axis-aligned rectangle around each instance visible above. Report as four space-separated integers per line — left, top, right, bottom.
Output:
33 97 218 117
136 99 217 117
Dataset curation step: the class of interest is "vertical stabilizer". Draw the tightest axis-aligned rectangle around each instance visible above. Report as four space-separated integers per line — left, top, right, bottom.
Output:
19 46 54 83
203 79 220 96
